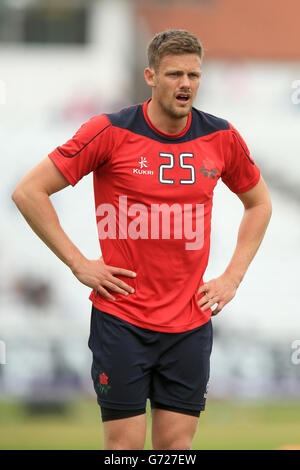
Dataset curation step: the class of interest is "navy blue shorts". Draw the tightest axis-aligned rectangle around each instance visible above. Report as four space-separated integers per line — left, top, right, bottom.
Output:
88 306 213 421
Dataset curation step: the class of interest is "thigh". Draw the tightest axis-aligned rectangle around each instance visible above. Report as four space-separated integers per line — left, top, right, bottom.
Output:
151 320 213 411
88 307 153 410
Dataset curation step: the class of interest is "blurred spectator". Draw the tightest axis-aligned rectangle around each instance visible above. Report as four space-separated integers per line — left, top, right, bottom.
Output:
13 275 52 309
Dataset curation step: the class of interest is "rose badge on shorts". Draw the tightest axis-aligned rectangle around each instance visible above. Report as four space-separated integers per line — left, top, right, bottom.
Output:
98 372 111 395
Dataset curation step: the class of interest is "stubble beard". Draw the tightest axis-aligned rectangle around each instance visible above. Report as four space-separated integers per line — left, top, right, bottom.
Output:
158 94 193 121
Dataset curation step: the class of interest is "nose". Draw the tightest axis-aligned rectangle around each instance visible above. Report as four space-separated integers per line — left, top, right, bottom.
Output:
179 74 191 90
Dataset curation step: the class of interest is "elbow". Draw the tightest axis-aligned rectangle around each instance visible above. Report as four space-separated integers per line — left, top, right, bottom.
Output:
11 184 26 208
266 196 272 221
11 187 20 205
261 199 272 231
260 197 272 225
11 187 18 202
259 189 272 222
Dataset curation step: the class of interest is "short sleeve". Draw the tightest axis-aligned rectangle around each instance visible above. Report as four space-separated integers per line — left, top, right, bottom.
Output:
221 123 260 194
48 114 113 186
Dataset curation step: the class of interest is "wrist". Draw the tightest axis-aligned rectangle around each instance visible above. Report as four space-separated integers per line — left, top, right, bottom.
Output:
67 249 86 274
223 269 244 289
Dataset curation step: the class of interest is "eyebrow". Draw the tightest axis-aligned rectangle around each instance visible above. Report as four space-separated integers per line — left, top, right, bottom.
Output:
165 70 201 75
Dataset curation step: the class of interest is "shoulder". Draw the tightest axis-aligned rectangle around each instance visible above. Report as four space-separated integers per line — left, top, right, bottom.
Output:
74 114 112 142
105 103 142 129
191 107 230 136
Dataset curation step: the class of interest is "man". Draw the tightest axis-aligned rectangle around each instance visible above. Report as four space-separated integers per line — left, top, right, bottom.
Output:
12 29 272 450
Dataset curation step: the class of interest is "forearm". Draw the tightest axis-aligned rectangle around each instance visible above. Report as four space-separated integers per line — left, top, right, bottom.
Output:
12 187 84 271
224 202 272 287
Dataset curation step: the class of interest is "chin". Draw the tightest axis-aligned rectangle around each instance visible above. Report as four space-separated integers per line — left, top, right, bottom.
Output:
172 107 192 119
160 99 192 120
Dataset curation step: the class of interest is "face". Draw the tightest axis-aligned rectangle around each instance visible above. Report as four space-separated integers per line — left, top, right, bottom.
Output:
145 53 202 120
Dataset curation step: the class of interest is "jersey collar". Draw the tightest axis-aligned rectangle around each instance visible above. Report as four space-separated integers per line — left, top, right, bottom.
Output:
142 98 192 139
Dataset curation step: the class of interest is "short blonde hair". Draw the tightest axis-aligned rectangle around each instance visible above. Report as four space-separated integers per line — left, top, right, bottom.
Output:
147 29 203 70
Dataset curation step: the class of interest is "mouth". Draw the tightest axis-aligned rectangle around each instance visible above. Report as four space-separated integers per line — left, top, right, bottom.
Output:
175 93 191 105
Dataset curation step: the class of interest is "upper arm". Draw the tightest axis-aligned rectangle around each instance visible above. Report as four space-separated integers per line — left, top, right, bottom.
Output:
221 123 261 195
236 176 272 209
13 114 113 200
13 157 70 197
47 115 113 186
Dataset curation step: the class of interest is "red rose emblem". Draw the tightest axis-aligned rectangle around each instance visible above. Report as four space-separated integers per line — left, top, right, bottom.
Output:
100 373 108 385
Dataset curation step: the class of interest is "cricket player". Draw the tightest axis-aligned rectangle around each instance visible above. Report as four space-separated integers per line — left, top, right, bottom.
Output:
12 29 272 449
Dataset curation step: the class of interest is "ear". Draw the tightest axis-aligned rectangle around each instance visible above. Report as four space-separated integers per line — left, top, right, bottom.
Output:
144 67 156 87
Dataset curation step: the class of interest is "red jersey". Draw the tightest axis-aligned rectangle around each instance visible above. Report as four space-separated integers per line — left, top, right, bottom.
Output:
48 99 260 333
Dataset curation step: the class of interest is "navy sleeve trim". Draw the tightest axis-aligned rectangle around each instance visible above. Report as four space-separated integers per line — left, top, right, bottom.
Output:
57 124 111 158
231 130 255 165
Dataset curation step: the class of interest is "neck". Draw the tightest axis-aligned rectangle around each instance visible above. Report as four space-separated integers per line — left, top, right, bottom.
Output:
147 98 189 135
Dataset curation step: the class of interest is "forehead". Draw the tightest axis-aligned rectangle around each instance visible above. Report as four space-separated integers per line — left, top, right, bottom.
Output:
158 53 201 72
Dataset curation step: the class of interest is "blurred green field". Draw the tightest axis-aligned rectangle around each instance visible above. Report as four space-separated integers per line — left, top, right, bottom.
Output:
0 398 299 450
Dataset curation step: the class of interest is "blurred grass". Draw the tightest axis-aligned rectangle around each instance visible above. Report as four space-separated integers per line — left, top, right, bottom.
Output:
0 398 300 450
